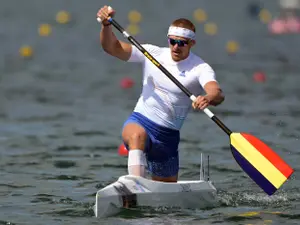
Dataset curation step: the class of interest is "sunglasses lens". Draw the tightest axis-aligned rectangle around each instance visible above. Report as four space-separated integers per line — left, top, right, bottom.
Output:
169 38 187 47
177 41 185 47
169 38 176 46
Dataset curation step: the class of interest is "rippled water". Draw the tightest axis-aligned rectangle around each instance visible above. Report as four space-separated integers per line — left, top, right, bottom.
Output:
1 0 299 224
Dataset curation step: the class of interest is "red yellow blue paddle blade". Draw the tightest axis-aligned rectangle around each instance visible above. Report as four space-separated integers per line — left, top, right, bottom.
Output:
230 132 294 195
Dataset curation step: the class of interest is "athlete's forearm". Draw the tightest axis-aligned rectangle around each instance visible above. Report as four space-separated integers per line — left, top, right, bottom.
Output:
206 90 225 106
100 25 120 54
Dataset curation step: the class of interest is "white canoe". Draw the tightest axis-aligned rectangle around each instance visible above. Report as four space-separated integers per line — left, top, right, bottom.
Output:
94 174 217 218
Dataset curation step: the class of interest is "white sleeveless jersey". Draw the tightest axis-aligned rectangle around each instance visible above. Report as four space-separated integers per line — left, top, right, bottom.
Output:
128 44 217 130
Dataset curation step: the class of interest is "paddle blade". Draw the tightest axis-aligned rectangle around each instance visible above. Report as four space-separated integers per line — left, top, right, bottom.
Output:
230 132 294 195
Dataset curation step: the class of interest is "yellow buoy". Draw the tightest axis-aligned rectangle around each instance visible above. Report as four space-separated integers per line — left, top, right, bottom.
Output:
193 8 207 23
19 45 33 58
128 10 142 24
226 41 240 54
126 24 140 35
237 211 259 217
56 10 71 24
259 9 272 24
204 22 218 35
269 211 282 215
38 24 52 37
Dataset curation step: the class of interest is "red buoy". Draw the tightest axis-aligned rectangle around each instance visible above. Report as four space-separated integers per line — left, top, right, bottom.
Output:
118 143 128 156
253 71 266 83
120 77 134 89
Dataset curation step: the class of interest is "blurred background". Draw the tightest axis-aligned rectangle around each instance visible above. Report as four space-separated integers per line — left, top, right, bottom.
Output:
1 0 300 225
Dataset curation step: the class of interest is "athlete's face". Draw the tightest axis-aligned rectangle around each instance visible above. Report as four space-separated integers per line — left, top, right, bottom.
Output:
168 35 195 62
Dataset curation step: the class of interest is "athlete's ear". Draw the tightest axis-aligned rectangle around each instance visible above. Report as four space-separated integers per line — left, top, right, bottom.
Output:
190 40 196 47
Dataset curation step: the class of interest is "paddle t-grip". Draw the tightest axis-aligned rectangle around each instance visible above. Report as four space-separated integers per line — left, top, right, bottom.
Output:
97 6 113 23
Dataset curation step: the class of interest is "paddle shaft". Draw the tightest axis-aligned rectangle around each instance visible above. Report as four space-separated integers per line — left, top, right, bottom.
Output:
102 17 232 135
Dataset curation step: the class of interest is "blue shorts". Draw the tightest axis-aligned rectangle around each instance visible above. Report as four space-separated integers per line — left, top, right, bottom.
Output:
122 112 180 178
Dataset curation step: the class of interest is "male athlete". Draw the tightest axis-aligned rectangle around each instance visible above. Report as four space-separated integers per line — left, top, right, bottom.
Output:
97 6 225 183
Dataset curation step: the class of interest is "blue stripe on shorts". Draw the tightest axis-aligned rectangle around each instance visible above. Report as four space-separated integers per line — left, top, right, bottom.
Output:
122 112 180 178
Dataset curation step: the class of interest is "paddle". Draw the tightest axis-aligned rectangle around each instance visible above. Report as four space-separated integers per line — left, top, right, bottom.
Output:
97 16 294 195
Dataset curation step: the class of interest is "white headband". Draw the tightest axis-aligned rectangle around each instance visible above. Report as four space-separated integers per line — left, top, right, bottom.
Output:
167 26 196 40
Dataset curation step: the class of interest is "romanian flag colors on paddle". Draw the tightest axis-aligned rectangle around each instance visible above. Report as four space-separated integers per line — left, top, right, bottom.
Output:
230 133 294 195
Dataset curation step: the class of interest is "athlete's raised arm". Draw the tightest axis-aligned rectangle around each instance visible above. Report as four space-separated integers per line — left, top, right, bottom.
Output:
97 6 132 61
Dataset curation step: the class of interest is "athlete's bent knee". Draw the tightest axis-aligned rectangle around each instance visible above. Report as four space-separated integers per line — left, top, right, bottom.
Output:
126 131 147 150
129 132 146 143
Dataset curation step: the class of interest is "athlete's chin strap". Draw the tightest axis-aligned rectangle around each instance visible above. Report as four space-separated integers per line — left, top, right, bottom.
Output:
128 149 147 177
